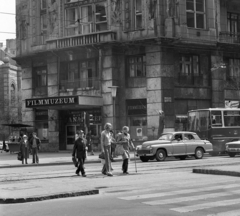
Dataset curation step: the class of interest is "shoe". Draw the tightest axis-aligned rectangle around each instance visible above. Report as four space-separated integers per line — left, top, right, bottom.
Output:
123 172 129 175
75 171 80 176
107 172 113 177
102 172 107 175
82 174 87 177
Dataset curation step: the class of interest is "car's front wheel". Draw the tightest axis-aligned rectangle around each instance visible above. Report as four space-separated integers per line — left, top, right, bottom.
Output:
195 148 204 159
228 152 236 157
140 156 149 162
155 149 166 161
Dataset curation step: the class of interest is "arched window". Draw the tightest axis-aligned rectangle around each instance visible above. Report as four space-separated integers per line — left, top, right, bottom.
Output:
11 84 15 105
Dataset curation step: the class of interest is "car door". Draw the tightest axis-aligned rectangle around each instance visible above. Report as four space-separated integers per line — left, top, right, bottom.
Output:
172 133 187 155
183 133 197 154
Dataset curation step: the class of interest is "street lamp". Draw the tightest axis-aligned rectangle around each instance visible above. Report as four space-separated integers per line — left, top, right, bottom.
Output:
108 86 118 134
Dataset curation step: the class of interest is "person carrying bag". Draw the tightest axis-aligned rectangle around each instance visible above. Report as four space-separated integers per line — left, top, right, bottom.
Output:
117 126 135 174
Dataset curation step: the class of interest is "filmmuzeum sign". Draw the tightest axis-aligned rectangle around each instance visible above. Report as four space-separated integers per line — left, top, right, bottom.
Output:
26 96 79 108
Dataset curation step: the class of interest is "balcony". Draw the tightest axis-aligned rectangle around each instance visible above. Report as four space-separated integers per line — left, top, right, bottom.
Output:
60 78 100 91
46 31 117 50
219 31 240 44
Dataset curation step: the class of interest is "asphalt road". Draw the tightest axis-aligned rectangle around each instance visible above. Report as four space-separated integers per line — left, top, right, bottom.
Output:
2 155 240 216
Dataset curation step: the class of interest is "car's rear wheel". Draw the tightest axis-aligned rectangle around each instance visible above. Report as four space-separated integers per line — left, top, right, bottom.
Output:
195 148 204 159
179 156 187 160
140 156 149 162
228 152 236 157
156 149 166 161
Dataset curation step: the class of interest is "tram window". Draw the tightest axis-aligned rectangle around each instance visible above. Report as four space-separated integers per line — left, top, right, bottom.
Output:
224 111 240 127
211 111 222 127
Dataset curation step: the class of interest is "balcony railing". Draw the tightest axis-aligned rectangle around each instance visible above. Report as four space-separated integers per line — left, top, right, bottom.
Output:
46 31 117 50
60 78 100 91
219 31 240 44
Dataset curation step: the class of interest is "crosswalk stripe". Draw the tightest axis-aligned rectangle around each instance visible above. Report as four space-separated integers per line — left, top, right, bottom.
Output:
143 189 240 205
119 184 240 200
171 198 240 213
207 209 240 216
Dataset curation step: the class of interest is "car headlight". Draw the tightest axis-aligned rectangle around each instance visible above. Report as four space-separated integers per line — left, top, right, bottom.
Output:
146 146 152 150
226 144 229 149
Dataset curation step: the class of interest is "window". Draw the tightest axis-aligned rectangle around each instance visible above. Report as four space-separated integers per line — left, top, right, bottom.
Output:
126 55 146 77
224 111 240 127
227 58 240 79
40 0 47 43
178 55 201 85
10 84 15 105
60 59 99 89
41 0 47 10
65 3 108 36
228 13 240 34
33 66 47 88
95 3 108 32
124 0 143 31
186 0 205 29
184 134 195 140
135 0 142 29
211 111 222 127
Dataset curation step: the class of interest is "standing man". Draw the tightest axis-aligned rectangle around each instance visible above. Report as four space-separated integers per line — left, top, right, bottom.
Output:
19 135 29 165
29 132 41 164
101 123 113 176
72 130 87 177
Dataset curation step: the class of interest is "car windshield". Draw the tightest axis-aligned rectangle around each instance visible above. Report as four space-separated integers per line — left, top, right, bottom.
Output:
158 134 173 141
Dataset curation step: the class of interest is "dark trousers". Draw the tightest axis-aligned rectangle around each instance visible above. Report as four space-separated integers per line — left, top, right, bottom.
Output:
32 147 39 163
22 147 28 164
76 157 85 175
122 159 129 173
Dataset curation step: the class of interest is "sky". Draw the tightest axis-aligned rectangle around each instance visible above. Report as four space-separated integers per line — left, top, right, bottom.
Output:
0 0 16 47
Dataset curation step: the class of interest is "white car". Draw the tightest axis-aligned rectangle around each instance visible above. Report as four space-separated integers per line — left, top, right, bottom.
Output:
225 140 240 157
0 141 9 152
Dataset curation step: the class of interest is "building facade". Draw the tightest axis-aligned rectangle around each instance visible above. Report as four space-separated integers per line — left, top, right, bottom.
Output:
16 0 240 151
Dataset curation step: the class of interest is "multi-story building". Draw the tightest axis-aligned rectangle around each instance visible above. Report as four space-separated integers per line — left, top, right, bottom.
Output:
15 0 240 151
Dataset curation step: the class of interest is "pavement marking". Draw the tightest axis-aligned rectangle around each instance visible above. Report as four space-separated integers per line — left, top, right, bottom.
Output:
143 189 240 205
207 209 240 216
171 198 240 213
119 183 240 200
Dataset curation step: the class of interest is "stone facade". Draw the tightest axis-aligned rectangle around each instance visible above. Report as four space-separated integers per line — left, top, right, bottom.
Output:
15 0 240 151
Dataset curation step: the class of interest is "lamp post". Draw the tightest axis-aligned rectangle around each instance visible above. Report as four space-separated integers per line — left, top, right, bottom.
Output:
108 86 118 134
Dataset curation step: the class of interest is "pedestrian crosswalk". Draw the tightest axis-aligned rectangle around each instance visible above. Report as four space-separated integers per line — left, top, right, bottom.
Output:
118 182 240 215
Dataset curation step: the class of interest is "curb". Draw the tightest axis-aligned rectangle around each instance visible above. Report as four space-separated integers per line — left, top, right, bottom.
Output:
0 190 99 204
193 168 240 177
0 157 139 169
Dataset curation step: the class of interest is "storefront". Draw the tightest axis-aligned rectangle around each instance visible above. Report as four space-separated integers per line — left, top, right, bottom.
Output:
126 99 147 141
26 95 103 151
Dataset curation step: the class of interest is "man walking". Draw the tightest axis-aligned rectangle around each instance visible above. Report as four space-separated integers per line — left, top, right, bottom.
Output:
29 132 41 164
72 130 87 177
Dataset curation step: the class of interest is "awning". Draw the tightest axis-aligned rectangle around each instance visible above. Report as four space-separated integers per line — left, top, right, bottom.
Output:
1 124 34 128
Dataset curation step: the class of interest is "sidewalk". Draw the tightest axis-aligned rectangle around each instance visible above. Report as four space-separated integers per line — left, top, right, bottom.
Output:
193 165 240 177
0 151 138 168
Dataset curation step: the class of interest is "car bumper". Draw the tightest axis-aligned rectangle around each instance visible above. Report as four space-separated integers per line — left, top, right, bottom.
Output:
136 149 154 157
226 148 240 153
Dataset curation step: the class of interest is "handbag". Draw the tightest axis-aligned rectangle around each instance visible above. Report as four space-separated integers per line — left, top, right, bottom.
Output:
17 152 23 161
99 152 105 159
115 144 125 156
72 157 78 167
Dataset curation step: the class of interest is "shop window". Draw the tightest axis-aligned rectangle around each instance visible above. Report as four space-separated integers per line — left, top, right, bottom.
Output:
35 110 48 142
126 99 147 140
126 55 146 77
178 54 202 85
186 0 205 29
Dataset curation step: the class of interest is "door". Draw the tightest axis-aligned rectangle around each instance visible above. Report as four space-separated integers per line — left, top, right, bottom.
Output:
172 133 186 155
66 125 81 150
